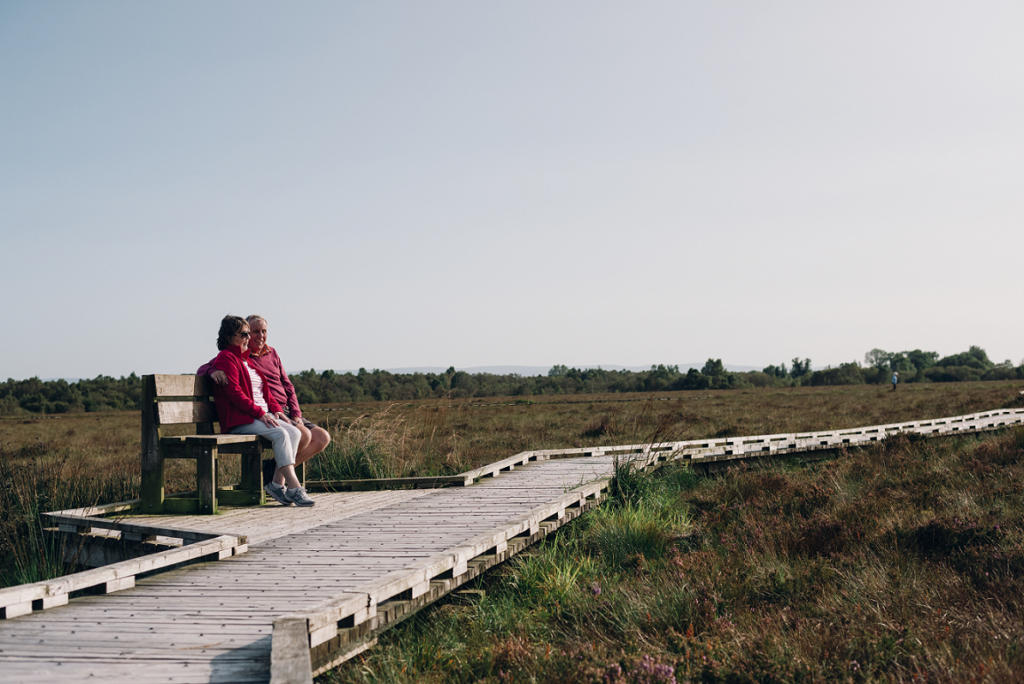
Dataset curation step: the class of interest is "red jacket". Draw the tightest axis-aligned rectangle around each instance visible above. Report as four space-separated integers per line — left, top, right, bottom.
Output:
198 344 301 418
209 345 282 431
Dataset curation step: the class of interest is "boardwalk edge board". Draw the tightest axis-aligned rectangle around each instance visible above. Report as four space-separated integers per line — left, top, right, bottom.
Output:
0 511 247 619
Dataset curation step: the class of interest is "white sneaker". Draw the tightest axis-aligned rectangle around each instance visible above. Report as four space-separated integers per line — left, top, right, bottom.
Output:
286 487 315 507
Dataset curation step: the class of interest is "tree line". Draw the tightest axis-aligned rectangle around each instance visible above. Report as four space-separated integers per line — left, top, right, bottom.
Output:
0 374 143 416
2 346 1021 415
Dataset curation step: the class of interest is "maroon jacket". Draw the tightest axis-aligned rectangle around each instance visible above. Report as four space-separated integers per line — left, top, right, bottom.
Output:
198 344 302 418
207 345 282 432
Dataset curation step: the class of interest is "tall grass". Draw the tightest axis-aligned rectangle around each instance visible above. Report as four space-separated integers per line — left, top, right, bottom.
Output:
308 404 471 481
0 443 139 587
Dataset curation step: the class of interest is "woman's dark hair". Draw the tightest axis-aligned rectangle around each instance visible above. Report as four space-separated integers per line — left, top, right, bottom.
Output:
217 315 249 350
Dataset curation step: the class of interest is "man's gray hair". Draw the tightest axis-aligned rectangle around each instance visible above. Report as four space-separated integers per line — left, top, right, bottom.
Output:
247 315 267 326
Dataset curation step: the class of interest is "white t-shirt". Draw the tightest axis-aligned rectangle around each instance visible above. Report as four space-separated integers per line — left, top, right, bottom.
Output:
245 361 270 412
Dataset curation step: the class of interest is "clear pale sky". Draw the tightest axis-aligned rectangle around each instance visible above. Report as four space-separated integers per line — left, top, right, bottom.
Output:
2 2 1022 380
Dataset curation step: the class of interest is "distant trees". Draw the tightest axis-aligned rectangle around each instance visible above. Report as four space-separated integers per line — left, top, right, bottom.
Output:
864 349 889 369
0 374 142 415
865 348 939 377
860 346 1015 384
809 363 865 386
701 359 724 376
759 359 812 380
790 358 812 378
936 345 991 370
1 345 1021 415
547 365 569 378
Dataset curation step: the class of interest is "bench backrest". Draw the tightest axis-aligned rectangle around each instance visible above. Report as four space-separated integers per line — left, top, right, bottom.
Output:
146 374 219 427
141 374 220 476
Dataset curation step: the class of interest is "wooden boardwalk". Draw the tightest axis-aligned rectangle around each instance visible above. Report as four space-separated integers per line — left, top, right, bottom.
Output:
0 457 615 683
0 407 1021 683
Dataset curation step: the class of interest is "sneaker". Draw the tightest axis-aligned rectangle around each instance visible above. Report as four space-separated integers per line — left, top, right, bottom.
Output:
264 481 292 506
286 486 315 507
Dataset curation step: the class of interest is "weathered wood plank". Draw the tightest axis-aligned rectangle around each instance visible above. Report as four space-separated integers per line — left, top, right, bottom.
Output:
308 475 472 490
139 374 163 513
270 616 313 684
41 513 229 542
0 535 243 611
153 374 213 397
157 400 218 425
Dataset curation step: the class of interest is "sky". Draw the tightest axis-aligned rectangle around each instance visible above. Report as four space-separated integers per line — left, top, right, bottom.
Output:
2 1 1023 380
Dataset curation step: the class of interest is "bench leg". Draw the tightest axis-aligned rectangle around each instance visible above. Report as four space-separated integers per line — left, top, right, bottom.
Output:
241 453 266 504
140 375 165 513
192 443 218 515
140 460 165 513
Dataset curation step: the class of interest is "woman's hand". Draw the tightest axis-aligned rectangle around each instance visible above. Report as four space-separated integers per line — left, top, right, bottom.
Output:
259 413 280 427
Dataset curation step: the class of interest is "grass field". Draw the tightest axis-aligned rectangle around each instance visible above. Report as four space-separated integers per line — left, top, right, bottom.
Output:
2 380 1023 681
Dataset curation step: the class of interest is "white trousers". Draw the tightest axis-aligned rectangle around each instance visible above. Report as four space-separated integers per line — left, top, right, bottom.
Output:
230 419 302 468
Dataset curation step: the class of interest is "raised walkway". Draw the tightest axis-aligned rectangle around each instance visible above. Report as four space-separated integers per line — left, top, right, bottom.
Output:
0 407 1021 684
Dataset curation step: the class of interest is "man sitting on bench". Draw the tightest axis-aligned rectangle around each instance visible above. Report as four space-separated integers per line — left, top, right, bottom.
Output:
199 315 331 487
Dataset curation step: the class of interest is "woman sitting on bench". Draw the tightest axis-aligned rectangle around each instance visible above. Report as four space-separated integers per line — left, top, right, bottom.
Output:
208 315 315 507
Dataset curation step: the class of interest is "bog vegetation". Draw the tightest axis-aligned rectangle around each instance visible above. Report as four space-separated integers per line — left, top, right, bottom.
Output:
1 379 1023 682
2 345 1022 414
322 426 1024 684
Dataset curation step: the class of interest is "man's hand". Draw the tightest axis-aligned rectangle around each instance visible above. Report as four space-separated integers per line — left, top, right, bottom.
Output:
259 413 280 427
211 370 228 385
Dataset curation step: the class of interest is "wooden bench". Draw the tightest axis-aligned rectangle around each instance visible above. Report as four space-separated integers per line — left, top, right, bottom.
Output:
140 374 303 515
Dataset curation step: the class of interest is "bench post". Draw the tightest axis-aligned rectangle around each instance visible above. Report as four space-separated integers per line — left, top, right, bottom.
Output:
240 452 265 499
192 439 218 515
140 375 165 513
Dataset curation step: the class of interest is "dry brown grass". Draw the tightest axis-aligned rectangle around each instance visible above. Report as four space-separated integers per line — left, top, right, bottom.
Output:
1 379 1020 488
302 380 1023 478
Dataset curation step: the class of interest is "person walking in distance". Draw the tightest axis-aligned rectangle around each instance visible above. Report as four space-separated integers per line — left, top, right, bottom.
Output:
891 371 899 391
